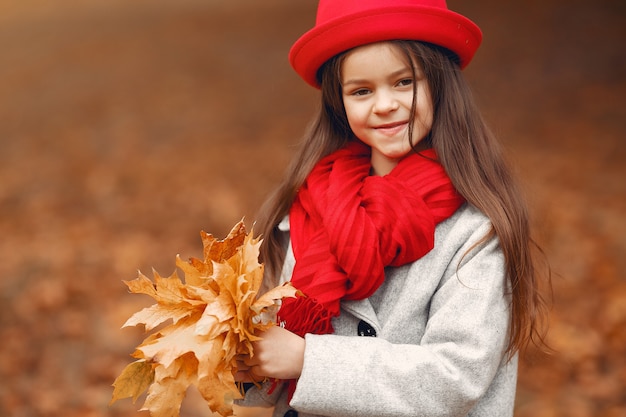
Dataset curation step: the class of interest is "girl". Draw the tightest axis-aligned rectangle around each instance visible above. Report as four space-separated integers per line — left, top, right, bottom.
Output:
236 1 549 416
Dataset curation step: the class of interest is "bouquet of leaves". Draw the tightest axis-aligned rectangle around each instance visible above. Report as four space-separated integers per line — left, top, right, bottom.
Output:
110 221 298 417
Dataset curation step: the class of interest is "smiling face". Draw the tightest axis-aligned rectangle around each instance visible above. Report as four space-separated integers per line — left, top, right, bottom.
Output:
341 42 433 176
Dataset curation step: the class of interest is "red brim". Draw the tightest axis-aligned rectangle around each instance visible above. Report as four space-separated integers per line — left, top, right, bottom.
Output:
289 6 482 88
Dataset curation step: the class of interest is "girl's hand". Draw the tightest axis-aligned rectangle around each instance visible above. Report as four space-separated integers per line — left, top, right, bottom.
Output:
235 326 305 382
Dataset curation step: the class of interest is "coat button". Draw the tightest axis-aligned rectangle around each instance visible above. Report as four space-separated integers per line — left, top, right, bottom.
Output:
284 410 298 417
357 320 377 337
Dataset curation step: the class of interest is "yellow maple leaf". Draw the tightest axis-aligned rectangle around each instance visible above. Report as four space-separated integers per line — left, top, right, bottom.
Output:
110 220 299 417
110 360 155 404
142 352 198 417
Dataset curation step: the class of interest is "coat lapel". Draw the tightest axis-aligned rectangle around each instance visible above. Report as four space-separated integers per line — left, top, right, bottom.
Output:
340 298 381 333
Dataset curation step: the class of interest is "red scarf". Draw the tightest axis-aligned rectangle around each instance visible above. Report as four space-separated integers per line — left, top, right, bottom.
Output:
278 141 465 336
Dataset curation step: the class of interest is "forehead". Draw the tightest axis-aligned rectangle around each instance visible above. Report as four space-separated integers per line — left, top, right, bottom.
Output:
344 42 408 65
340 42 415 80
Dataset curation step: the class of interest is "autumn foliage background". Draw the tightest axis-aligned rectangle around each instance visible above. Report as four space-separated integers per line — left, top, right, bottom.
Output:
0 0 624 416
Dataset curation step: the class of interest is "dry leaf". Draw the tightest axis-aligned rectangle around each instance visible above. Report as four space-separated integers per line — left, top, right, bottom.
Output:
110 360 155 404
110 220 299 416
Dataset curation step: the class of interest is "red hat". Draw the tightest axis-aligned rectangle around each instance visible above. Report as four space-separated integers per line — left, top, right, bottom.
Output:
289 0 482 87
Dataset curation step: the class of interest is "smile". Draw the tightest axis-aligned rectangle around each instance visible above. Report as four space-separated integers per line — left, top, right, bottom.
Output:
373 121 408 136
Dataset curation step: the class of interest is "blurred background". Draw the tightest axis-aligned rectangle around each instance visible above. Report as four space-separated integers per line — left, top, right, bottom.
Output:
0 0 623 416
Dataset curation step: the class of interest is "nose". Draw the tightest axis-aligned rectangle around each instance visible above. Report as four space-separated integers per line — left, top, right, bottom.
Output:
373 89 399 114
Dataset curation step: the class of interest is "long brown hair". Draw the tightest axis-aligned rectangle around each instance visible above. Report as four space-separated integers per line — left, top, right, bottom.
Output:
256 40 549 357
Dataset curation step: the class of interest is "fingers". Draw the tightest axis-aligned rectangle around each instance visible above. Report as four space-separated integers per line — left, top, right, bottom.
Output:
234 355 263 383
234 370 255 383
234 327 305 381
237 354 258 368
234 368 263 383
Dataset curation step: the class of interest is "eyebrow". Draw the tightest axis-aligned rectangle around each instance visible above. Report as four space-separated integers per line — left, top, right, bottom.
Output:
342 67 413 87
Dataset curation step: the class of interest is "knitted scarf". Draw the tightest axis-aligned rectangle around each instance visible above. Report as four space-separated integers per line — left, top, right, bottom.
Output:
277 141 465 337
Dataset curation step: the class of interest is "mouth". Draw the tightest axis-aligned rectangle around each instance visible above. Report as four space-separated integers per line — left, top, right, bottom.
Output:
373 121 408 135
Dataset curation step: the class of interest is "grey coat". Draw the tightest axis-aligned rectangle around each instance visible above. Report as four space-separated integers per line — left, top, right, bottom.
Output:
239 204 517 417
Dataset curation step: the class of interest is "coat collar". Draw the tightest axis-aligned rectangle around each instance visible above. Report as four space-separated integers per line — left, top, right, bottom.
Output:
341 298 382 333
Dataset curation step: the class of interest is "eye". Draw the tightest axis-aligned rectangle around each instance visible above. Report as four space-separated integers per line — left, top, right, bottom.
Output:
397 78 414 87
349 88 371 97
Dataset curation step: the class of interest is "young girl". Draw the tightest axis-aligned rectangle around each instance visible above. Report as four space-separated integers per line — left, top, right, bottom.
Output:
236 1 548 416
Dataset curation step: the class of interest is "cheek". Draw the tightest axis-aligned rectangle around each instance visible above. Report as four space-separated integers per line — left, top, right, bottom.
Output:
414 92 434 130
343 102 365 128
419 106 434 130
